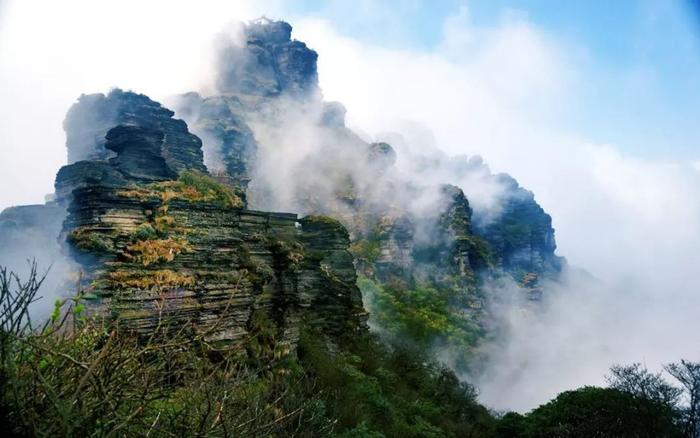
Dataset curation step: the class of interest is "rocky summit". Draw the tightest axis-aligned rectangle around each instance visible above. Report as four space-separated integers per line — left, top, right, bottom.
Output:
216 17 319 98
0 18 562 363
3 13 696 438
172 19 564 350
52 89 366 349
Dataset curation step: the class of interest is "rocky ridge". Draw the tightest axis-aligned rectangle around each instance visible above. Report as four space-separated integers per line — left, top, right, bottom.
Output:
166 19 565 365
0 18 564 365
174 19 563 293
54 89 365 350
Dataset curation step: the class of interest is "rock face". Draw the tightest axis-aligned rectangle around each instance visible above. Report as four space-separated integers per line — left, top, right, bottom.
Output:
0 19 564 370
64 187 364 346
56 90 208 202
173 18 322 194
174 93 257 189
55 90 364 350
216 18 319 98
431 185 491 278
159 19 566 369
64 89 207 168
368 185 490 292
167 21 565 368
177 19 562 284
374 215 415 282
474 174 564 277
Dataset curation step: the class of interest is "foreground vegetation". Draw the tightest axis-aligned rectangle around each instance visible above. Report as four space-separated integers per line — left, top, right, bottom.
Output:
0 264 494 437
1 264 698 437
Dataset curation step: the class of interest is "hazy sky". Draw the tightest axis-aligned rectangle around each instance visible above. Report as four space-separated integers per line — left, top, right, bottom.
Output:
1 0 699 411
287 0 700 160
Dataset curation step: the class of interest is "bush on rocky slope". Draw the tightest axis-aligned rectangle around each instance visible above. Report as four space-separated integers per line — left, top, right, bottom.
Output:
0 264 495 437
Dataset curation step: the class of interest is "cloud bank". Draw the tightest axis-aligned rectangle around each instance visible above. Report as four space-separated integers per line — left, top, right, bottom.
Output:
292 7 700 411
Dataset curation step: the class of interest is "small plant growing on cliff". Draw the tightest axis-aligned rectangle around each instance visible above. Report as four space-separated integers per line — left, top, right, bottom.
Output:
126 237 192 267
106 269 195 290
174 170 244 208
268 236 306 268
118 171 244 209
67 228 115 253
302 215 343 227
133 222 158 240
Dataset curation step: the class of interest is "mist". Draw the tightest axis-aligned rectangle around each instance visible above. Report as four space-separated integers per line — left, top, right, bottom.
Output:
0 0 281 211
292 8 700 411
1 0 699 414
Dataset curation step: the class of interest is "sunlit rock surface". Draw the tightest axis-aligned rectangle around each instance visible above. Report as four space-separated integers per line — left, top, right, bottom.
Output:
56 90 364 349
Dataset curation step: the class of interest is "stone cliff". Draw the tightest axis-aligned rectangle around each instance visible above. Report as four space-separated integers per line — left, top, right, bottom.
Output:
64 185 364 346
0 18 564 366
57 90 209 201
215 18 319 98
54 90 365 350
174 18 562 288
163 19 565 365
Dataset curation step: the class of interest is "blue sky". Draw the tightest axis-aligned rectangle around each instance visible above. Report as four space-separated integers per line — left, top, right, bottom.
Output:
286 0 700 160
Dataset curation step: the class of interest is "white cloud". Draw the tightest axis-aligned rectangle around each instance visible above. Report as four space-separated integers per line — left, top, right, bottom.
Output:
293 10 700 411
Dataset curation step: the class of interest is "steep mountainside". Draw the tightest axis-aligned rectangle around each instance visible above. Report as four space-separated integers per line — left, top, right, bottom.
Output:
0 17 563 376
170 18 565 366
52 91 365 349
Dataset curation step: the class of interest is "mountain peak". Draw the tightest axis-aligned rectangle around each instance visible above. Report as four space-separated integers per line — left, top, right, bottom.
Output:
215 19 319 98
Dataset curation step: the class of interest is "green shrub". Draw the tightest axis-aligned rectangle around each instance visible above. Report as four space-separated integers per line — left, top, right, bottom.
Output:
0 266 331 437
512 386 683 438
298 327 496 437
176 170 244 209
357 275 483 369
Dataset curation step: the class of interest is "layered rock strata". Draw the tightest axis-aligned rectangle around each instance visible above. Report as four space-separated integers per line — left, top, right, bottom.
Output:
64 185 364 346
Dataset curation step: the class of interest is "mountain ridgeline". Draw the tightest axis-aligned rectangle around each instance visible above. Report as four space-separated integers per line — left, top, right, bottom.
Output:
0 18 569 436
0 17 563 371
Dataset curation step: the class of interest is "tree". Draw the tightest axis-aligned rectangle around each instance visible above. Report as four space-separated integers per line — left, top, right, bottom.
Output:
607 363 682 407
666 360 700 438
522 386 681 437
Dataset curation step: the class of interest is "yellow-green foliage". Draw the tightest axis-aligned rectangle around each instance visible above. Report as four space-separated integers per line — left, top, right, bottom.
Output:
67 228 114 253
298 327 496 437
357 275 483 370
348 239 381 262
456 234 493 267
0 267 496 437
0 302 332 436
521 272 538 287
153 210 177 234
177 170 244 207
302 215 344 228
269 237 306 268
106 269 195 290
126 238 192 267
118 171 243 209
133 222 158 240
245 311 292 366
